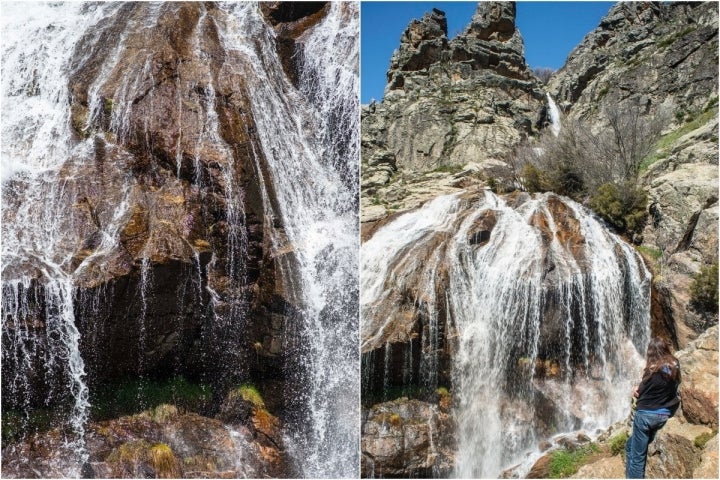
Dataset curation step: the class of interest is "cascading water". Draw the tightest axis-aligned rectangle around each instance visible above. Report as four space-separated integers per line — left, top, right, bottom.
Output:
217 3 360 476
360 190 651 478
547 93 561 137
3 2 358 478
1 3 125 471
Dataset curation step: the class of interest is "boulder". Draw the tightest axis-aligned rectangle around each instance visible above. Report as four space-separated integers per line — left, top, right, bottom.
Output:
676 326 719 428
361 397 455 478
0 404 288 478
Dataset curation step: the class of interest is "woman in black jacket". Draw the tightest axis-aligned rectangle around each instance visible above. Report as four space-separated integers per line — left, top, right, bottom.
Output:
625 337 681 478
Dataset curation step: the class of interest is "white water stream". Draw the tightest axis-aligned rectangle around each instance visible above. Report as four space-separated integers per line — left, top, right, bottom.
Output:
547 93 561 137
217 4 359 476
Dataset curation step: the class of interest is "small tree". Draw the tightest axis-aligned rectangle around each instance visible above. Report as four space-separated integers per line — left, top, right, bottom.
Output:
532 67 555 84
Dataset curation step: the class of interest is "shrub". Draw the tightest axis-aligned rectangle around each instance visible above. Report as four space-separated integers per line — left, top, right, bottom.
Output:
532 67 555 84
609 431 629 456
589 182 647 236
522 163 552 193
690 262 719 312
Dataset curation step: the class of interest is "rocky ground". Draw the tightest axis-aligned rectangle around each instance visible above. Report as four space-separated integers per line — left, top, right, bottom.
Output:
1 387 290 478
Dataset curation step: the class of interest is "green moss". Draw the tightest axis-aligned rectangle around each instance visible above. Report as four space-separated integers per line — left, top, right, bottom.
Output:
387 413 402 426
149 443 181 478
609 431 629 456
549 443 600 478
637 246 663 261
658 26 697 48
435 386 449 397
597 85 610 100
229 384 265 408
694 431 717 449
703 96 718 112
149 404 179 424
91 376 211 421
1 408 57 443
640 107 718 172
103 98 114 114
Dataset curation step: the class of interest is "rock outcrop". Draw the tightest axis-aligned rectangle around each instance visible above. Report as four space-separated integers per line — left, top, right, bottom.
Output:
534 326 720 480
1 1 329 408
361 396 455 478
548 2 717 121
361 2 549 226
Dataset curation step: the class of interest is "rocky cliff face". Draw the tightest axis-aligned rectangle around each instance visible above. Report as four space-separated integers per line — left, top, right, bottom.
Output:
547 1 719 349
361 2 549 227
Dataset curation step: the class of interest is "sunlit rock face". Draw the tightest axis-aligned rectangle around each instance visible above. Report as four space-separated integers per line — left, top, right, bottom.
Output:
2 1 359 477
361 2 552 227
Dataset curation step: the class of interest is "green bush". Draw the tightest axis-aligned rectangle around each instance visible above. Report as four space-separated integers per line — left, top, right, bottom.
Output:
549 443 600 478
690 262 719 312
522 163 552 193
609 431 629 456
589 182 647 236
229 384 265 408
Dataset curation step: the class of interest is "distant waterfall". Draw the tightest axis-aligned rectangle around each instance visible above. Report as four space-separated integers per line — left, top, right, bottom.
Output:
547 93 561 137
361 191 650 477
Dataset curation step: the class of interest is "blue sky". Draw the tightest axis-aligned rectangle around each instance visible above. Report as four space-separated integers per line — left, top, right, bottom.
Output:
361 1 614 103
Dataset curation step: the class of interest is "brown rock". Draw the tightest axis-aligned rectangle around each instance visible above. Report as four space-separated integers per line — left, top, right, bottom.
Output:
677 326 719 428
694 434 719 479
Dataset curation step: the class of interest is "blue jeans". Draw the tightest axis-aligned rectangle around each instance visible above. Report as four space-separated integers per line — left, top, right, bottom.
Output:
625 410 669 478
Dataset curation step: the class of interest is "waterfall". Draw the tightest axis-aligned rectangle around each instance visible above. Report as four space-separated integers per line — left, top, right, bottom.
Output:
547 93 561 137
1 3 126 471
361 191 650 478
3 2 358 477
217 4 359 476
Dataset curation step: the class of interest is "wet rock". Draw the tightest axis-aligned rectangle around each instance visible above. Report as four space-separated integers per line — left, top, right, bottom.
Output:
3 1 298 413
0 405 288 479
361 398 455 478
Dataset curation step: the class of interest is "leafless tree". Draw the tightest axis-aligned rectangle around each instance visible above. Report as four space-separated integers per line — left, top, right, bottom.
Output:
532 67 555 84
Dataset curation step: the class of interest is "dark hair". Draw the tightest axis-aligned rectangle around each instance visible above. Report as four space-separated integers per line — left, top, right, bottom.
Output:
643 337 680 382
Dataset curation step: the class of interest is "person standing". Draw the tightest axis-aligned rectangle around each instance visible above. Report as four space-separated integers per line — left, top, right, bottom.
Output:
625 337 682 478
